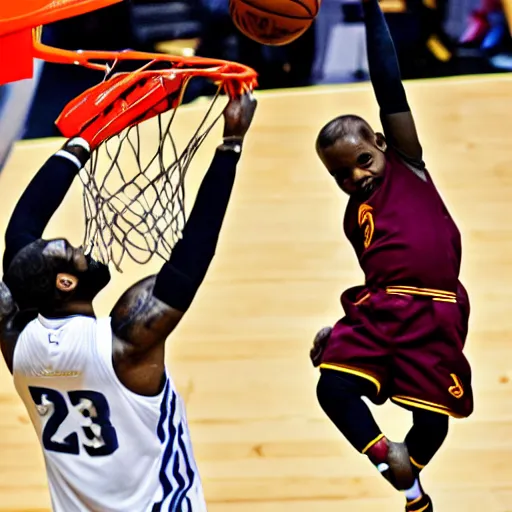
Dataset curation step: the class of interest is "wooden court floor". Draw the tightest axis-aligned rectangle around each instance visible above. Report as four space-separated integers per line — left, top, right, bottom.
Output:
0 75 512 511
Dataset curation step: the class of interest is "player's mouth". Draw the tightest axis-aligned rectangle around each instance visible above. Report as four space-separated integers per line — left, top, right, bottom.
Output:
352 176 380 200
360 177 375 193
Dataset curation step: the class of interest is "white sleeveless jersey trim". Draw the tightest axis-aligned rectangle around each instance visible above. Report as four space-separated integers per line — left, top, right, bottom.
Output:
95 318 207 511
12 315 207 512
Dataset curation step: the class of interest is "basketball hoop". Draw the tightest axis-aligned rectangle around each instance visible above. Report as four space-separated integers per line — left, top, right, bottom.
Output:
50 44 258 271
0 0 257 269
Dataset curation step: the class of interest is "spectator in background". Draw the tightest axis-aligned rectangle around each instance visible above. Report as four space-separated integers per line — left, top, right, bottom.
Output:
459 0 512 70
459 0 503 45
460 0 507 50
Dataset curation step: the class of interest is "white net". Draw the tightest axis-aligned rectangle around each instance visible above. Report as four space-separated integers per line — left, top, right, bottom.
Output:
80 86 224 271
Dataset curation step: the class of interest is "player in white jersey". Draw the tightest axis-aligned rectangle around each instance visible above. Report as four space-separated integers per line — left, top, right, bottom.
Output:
0 92 257 512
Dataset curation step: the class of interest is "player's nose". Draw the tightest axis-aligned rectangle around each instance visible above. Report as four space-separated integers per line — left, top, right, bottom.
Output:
352 167 367 182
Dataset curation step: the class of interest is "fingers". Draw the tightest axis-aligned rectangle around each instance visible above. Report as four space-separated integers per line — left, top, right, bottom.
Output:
310 345 324 367
313 326 332 344
310 326 332 367
227 88 256 106
245 88 256 103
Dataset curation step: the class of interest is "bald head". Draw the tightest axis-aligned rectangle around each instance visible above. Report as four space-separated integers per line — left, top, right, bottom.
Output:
315 115 387 198
316 115 375 150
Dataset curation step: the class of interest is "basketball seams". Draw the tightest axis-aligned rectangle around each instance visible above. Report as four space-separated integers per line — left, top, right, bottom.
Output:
229 0 318 45
235 0 315 20
290 0 319 17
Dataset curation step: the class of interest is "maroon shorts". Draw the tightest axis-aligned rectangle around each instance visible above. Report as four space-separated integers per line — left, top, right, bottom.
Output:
320 284 473 418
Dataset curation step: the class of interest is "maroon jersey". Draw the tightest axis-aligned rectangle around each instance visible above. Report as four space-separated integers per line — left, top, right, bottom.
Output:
344 148 461 292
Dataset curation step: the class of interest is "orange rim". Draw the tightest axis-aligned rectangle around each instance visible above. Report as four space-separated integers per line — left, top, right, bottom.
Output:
32 40 258 96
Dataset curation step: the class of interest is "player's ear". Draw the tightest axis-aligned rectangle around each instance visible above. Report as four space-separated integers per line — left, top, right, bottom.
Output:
56 273 79 293
375 132 387 152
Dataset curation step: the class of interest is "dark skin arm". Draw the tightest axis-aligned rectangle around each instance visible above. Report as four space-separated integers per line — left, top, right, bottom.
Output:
110 93 257 396
381 112 422 164
362 0 423 165
110 276 179 395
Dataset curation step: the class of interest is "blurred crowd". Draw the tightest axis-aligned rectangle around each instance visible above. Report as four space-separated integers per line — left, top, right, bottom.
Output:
3 0 512 142
458 0 512 69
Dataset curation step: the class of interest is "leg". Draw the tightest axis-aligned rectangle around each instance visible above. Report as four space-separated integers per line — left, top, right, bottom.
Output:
390 289 473 510
395 409 449 510
318 289 417 489
406 409 450 472
317 369 415 490
316 369 382 454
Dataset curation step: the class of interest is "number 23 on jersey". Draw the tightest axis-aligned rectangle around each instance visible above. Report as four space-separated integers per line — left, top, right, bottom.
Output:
29 386 119 457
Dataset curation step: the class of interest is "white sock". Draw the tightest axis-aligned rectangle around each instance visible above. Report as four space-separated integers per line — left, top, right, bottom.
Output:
403 479 422 501
376 462 389 473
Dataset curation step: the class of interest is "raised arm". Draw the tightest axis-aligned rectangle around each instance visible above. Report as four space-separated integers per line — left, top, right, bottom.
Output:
110 92 257 396
362 0 423 165
3 139 90 271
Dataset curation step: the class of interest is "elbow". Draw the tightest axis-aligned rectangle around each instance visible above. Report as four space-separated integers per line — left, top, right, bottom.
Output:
153 263 204 313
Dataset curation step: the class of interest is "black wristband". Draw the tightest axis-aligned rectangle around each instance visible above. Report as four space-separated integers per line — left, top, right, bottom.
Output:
153 262 198 312
219 137 243 154
363 0 410 115
152 146 240 312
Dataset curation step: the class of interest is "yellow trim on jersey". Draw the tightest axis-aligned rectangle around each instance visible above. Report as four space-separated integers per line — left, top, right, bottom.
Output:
319 363 381 394
392 395 464 418
410 457 426 470
386 285 457 303
361 433 385 454
411 503 432 512
407 495 423 507
354 292 371 306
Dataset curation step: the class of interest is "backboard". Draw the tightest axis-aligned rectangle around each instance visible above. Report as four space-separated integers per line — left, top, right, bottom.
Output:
0 0 122 84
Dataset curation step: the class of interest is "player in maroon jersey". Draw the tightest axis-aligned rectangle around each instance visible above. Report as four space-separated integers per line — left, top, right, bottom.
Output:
310 1 473 511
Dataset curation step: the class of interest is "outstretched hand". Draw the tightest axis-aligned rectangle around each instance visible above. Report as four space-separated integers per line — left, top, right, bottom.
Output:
223 91 258 140
310 326 332 367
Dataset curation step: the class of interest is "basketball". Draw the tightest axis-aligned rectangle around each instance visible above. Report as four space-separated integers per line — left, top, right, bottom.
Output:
229 0 320 46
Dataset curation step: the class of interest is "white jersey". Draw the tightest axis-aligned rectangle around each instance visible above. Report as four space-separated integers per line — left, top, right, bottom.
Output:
13 314 207 512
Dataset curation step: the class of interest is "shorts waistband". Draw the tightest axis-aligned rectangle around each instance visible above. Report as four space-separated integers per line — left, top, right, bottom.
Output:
385 285 457 303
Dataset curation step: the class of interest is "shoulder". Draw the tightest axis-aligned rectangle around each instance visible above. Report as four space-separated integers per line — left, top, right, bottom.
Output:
387 146 428 182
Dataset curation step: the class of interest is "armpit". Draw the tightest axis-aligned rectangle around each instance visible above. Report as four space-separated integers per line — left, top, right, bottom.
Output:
111 278 156 339
394 147 428 182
